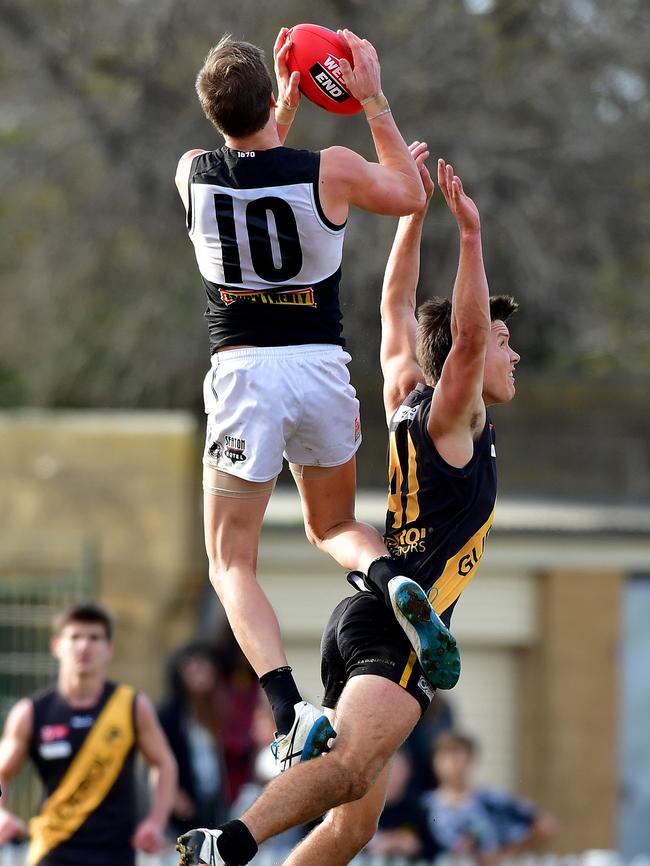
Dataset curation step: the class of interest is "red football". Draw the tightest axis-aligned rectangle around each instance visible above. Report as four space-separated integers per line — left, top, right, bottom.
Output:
286 24 362 115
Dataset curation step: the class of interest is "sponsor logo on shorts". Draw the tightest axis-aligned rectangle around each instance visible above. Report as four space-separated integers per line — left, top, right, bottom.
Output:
354 415 361 442
224 435 247 464
417 676 435 701
208 439 223 462
385 526 429 558
358 658 396 667
309 56 351 104
219 287 315 307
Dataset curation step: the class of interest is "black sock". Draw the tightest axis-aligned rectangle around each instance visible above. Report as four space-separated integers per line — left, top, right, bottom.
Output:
366 555 407 608
259 666 302 735
216 820 258 866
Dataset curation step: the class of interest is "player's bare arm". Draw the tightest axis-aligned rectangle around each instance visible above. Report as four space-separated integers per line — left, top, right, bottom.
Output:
428 160 491 468
380 141 434 419
0 699 32 841
319 30 425 221
131 692 178 854
175 149 207 211
273 28 301 144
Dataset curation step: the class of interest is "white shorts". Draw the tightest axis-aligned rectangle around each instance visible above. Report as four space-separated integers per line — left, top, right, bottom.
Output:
202 344 362 483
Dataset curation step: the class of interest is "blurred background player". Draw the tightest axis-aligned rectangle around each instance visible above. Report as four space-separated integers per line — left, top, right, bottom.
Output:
0 601 177 866
176 148 521 866
174 26 436 768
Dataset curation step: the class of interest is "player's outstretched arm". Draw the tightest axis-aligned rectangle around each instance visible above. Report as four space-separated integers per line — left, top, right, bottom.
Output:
320 30 425 218
273 28 301 145
0 699 31 841
132 693 178 854
428 160 490 465
380 141 433 419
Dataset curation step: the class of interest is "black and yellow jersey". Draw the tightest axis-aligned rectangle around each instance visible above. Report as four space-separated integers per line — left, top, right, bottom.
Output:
29 681 137 866
384 383 497 620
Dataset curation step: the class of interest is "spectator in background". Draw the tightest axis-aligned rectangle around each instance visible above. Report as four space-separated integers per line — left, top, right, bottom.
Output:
422 731 555 864
213 631 260 804
0 601 176 866
367 748 439 862
158 641 229 839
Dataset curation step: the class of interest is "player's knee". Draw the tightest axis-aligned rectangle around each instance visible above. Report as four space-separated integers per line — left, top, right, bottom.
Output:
322 808 378 852
300 514 321 548
302 516 347 550
329 756 374 802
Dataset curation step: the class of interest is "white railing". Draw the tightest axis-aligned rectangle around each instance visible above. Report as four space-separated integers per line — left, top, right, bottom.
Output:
1 847 649 866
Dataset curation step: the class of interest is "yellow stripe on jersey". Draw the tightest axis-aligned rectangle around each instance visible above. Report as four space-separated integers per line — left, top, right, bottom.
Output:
387 430 420 531
405 434 420 524
398 507 495 688
387 432 404 528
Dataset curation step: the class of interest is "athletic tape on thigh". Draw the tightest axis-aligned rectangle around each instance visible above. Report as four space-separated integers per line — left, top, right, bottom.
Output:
203 465 276 499
289 463 343 480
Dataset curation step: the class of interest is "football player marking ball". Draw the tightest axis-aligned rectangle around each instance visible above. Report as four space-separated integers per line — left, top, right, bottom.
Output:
286 23 362 115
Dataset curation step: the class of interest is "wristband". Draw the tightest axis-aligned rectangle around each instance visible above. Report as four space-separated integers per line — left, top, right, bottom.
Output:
275 101 297 125
361 91 391 122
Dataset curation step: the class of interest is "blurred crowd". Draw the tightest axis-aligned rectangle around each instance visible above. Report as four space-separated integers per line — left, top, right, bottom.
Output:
158 636 554 863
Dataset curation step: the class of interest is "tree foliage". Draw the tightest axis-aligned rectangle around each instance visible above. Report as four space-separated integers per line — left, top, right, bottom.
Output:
0 0 648 408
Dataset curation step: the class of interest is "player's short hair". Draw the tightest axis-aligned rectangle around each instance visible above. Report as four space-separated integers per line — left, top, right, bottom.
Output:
196 36 273 137
53 601 114 640
433 730 478 757
416 294 519 385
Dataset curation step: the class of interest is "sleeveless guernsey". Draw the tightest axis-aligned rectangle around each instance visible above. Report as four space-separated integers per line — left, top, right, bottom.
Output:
385 384 497 620
29 681 137 866
187 146 347 352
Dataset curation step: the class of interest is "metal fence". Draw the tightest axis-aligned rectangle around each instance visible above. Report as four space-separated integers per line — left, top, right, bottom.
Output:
0 530 98 819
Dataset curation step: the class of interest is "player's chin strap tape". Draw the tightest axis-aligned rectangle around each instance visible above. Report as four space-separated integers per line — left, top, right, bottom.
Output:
361 91 391 121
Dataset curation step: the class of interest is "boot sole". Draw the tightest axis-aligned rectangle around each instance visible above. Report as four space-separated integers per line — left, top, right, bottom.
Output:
392 580 461 690
176 832 208 866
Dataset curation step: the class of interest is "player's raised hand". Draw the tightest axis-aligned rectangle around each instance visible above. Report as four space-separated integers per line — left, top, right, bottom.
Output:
409 141 435 207
273 27 300 111
437 159 480 234
336 29 381 102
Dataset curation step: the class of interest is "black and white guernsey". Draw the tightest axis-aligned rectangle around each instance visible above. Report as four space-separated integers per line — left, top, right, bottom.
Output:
187 146 347 353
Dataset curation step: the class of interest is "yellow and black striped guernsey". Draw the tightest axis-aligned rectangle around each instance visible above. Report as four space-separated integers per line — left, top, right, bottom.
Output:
384 383 497 623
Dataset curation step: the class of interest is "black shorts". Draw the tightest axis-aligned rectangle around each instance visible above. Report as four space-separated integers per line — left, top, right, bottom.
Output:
321 592 436 716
